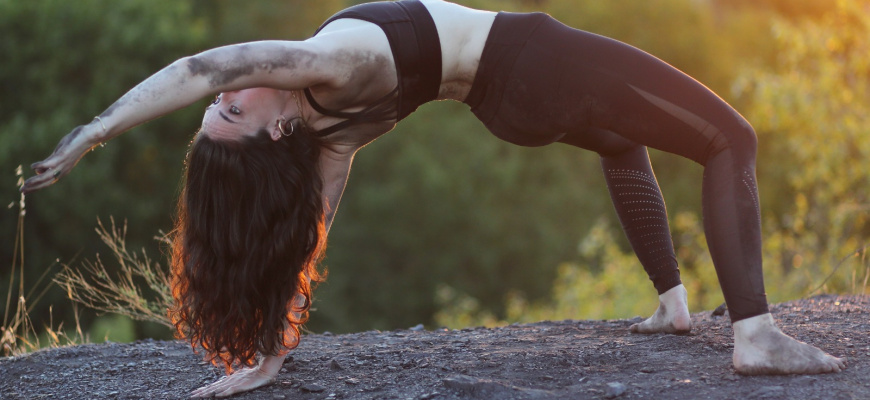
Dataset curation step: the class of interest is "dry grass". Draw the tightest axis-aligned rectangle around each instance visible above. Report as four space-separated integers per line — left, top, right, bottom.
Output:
2 166 85 357
53 217 173 329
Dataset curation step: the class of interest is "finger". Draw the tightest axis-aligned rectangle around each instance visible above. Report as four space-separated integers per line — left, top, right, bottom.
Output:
214 377 258 398
190 377 226 398
31 162 49 173
20 174 54 194
21 167 63 191
194 376 236 397
190 385 218 398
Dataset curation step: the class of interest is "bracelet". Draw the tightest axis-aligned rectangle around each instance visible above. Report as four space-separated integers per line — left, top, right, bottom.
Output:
93 116 107 132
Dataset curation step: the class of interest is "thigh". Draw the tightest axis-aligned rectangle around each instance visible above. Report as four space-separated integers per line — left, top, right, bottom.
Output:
558 127 638 157
540 20 749 164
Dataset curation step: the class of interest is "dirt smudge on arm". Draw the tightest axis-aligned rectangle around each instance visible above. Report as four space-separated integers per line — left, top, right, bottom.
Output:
187 45 318 88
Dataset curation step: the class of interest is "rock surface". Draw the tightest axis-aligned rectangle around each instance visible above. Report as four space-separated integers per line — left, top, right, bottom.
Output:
1 295 867 399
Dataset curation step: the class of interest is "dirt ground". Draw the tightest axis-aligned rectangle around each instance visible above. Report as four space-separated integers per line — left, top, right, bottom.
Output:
1 294 867 400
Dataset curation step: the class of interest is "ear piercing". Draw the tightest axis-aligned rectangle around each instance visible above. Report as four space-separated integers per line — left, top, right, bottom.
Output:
278 116 294 137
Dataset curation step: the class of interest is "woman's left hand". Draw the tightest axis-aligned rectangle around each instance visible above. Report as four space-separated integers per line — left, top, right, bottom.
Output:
189 365 277 398
20 122 101 194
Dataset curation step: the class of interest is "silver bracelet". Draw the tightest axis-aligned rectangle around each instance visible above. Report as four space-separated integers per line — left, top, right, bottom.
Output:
93 116 107 132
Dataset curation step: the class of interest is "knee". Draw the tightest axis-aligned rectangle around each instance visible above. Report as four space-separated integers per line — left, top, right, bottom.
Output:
600 142 645 160
704 120 757 165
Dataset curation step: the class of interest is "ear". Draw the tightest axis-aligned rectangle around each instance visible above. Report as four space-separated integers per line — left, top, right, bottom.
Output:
270 119 283 141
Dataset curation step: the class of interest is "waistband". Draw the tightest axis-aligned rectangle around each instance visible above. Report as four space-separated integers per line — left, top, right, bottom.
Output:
464 11 548 116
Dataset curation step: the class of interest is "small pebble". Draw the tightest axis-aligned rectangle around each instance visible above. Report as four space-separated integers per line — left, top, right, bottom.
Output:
300 383 326 393
409 324 425 331
605 382 626 398
330 359 344 370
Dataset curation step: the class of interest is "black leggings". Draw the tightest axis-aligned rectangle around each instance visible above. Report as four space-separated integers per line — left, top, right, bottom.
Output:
465 12 768 322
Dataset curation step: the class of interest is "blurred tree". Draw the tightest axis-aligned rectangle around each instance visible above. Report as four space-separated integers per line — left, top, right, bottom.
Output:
436 0 870 328
310 0 777 333
0 0 209 337
733 0 870 294
192 0 342 45
8 0 856 342
312 102 609 331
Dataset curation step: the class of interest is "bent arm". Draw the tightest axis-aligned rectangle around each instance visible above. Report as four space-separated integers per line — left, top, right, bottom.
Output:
22 40 338 193
319 145 356 234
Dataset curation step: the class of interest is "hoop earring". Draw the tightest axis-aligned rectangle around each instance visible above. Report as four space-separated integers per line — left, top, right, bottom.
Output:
277 116 293 137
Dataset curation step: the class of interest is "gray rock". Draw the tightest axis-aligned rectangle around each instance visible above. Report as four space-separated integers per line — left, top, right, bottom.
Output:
605 382 627 398
443 375 553 399
748 386 785 399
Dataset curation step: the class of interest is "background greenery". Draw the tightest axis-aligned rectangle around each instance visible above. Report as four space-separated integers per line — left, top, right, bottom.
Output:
1 0 867 344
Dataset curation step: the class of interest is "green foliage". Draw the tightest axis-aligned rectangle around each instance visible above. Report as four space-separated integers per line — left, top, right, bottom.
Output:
312 101 608 332
0 0 209 335
88 314 136 343
436 0 870 329
4 0 866 344
734 0 870 296
310 0 788 333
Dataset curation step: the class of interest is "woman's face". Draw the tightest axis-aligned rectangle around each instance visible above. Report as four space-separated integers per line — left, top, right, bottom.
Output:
200 88 292 142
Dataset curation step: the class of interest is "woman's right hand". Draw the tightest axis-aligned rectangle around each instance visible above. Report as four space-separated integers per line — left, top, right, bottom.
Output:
20 121 102 194
190 353 285 398
189 365 278 398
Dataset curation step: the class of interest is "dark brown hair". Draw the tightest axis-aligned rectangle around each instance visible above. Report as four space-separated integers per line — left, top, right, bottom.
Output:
169 123 326 371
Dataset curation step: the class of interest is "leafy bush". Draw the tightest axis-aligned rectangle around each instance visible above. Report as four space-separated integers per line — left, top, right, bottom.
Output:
437 0 870 328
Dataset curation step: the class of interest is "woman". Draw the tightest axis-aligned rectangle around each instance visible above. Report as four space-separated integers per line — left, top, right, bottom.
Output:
22 0 845 397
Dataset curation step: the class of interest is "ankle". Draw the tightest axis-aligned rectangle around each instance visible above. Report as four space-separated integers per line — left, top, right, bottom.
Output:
733 313 776 343
659 284 688 308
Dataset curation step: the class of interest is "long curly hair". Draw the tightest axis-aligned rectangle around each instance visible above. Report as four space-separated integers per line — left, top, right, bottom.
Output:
169 123 326 371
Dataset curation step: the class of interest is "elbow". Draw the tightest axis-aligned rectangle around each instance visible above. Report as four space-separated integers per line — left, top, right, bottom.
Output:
176 54 242 90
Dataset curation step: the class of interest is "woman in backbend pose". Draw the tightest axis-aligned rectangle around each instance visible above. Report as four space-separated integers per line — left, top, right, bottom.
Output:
22 0 845 397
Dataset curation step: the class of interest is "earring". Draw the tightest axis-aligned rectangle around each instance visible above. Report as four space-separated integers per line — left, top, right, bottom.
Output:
277 115 293 137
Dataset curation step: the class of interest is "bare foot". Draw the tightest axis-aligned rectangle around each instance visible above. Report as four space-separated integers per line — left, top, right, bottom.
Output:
630 284 691 334
733 313 846 375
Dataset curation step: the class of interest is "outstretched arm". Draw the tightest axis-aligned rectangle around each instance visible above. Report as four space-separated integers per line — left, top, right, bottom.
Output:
21 40 338 194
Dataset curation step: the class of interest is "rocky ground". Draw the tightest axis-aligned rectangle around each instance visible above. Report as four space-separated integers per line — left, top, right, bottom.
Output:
1 294 868 399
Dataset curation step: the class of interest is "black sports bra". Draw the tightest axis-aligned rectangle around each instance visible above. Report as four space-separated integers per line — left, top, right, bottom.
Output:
306 0 442 136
